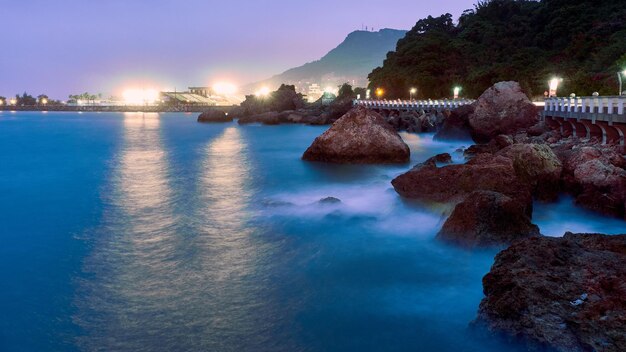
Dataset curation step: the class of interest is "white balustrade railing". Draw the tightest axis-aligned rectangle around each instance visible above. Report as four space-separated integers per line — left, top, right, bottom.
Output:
353 99 475 110
544 96 626 115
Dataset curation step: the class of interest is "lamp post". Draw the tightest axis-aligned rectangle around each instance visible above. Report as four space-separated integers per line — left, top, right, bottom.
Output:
549 78 562 97
453 86 461 99
375 88 384 100
410 88 417 100
618 70 626 96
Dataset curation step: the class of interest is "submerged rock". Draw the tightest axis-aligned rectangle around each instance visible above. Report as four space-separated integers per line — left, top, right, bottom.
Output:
318 197 341 204
437 191 540 248
197 110 232 123
477 232 626 352
469 81 538 143
302 106 410 164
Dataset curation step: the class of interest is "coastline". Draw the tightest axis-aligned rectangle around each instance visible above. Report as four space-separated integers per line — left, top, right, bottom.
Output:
0 105 235 113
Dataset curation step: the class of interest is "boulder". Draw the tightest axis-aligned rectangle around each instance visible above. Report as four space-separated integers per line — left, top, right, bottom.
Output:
392 153 532 214
469 81 539 143
477 232 626 352
197 110 232 123
432 153 453 164
437 191 540 248
498 143 563 201
302 106 410 164
556 145 626 218
434 104 474 141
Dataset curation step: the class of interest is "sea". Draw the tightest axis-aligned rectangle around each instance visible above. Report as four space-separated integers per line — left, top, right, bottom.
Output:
1 111 624 351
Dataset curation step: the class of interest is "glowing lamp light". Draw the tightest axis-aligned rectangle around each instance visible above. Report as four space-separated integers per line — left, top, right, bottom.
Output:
41 98 48 105
0 99 4 106
255 86 270 97
324 86 335 94
122 88 160 105
453 86 461 99
549 78 561 97
213 82 238 96
10 98 17 105
375 88 384 98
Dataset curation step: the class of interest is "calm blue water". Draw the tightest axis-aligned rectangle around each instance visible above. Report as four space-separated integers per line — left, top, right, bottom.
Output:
1 111 624 351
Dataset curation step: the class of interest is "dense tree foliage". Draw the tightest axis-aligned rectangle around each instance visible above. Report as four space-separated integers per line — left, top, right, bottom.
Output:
368 0 626 99
15 93 37 106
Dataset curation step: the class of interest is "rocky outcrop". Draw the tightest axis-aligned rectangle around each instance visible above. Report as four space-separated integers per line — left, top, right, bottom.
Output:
437 191 540 248
302 106 410 164
392 153 532 214
434 104 474 141
197 110 232 123
477 232 626 352
387 110 447 133
498 143 563 201
469 81 539 142
554 143 626 219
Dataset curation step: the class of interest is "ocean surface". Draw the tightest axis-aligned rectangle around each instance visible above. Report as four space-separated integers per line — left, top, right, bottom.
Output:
1 111 624 352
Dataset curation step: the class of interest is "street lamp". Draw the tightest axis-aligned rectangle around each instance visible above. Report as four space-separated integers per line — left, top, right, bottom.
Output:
549 77 562 97
453 86 461 99
410 88 417 100
618 70 626 96
375 88 384 100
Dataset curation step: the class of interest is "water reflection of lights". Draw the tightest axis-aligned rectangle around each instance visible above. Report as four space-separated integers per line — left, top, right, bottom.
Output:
76 112 182 349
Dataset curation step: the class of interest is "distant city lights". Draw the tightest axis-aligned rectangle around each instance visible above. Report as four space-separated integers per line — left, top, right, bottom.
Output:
255 86 270 97
122 88 160 105
213 82 238 95
324 86 338 95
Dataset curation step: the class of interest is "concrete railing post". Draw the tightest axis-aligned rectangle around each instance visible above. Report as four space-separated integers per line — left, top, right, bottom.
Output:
618 98 625 115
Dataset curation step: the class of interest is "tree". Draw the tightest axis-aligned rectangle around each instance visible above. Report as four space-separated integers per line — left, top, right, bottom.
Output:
16 93 37 106
368 0 626 98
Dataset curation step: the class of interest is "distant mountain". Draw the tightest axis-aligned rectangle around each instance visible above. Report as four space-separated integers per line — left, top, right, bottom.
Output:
244 28 407 94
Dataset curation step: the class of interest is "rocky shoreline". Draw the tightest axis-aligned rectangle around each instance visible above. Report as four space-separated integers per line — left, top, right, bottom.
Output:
296 81 626 351
198 80 625 351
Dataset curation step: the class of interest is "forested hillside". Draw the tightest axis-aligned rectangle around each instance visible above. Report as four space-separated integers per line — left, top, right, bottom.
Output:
368 0 626 99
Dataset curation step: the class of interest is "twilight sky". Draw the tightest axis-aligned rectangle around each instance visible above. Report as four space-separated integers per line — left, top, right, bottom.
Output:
1 0 475 99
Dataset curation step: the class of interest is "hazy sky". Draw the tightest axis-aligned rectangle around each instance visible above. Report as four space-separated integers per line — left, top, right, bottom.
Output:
1 0 475 98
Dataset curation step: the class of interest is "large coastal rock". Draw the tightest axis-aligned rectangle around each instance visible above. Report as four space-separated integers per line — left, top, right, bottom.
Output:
197 110 232 123
555 144 626 219
437 191 540 248
302 106 410 164
391 153 532 213
477 232 626 352
498 143 563 201
469 81 538 143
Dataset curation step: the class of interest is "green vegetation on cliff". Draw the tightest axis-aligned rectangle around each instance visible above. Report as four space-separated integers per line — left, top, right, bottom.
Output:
368 0 626 99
